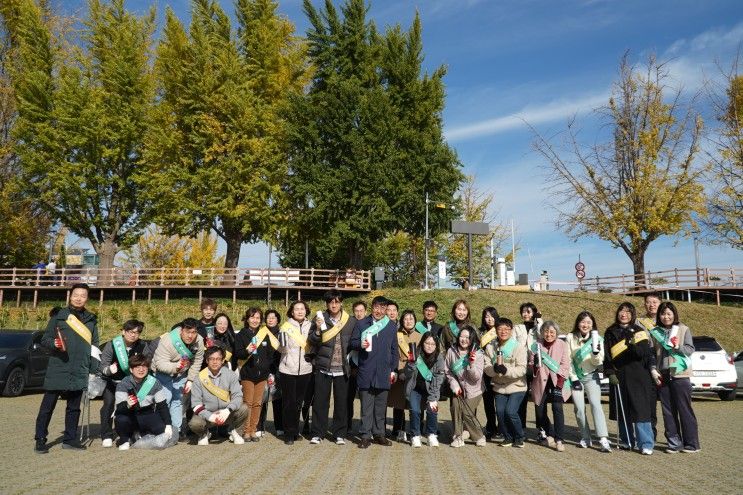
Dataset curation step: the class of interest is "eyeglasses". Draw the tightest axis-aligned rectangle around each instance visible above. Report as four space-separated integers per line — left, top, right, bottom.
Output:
124 328 142 334
206 356 224 362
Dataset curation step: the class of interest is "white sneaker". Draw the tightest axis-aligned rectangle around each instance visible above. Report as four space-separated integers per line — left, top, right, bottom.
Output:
255 431 263 438
335 437 346 445
310 436 322 444
578 439 591 448
411 435 422 448
599 437 612 452
229 430 245 445
475 437 487 447
117 441 130 451
450 436 463 448
461 430 470 441
197 432 211 446
428 434 439 447
641 448 653 455
396 431 407 442
546 436 556 448
102 438 113 448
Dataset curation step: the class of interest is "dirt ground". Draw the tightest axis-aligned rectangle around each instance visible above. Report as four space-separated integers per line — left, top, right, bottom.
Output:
0 392 741 495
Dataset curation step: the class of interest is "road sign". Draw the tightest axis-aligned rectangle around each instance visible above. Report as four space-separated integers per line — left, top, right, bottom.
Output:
576 270 585 280
451 220 490 235
575 262 585 272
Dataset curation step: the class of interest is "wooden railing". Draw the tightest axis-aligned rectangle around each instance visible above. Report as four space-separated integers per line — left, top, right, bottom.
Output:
0 266 372 291
570 267 743 293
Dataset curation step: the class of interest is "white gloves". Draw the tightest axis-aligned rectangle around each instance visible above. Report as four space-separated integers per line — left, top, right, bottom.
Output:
164 425 173 440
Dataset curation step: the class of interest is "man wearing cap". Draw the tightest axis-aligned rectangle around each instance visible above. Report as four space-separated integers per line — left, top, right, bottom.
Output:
349 296 398 448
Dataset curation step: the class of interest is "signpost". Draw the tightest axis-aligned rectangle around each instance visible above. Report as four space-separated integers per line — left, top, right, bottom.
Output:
575 258 586 289
451 220 489 288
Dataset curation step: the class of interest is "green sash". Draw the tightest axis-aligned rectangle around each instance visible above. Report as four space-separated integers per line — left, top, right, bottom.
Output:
649 327 690 373
531 342 569 390
361 316 390 343
498 337 518 359
571 336 600 379
448 321 460 338
168 328 193 359
416 356 433 381
450 352 469 375
112 336 130 374
414 322 428 335
136 375 156 403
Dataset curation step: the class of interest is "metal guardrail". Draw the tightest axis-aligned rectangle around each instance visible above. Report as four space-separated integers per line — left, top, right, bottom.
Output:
0 266 372 291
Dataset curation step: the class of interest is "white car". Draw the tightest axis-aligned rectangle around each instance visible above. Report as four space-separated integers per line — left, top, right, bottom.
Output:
690 336 737 401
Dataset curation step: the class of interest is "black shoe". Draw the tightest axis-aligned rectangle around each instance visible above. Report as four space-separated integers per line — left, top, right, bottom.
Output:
285 439 294 445
34 440 49 454
373 435 392 446
513 438 525 448
358 438 371 449
251 436 260 442
62 440 87 451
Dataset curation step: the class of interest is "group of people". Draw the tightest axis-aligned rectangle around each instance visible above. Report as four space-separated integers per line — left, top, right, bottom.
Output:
32 284 701 456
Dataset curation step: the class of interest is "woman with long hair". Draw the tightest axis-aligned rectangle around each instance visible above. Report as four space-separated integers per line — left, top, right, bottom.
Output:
404 331 445 447
479 306 500 440
445 325 485 448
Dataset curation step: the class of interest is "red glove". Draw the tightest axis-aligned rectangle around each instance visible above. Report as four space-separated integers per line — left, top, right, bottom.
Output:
556 376 565 389
54 337 64 350
127 394 138 408
670 336 679 348
407 352 415 363
456 388 463 397
206 338 215 348
389 372 397 384
468 351 476 363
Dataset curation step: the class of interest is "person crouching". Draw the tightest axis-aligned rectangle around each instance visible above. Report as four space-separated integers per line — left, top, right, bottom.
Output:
189 346 249 446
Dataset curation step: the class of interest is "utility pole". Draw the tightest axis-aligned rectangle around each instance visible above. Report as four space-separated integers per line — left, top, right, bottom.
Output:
424 192 430 290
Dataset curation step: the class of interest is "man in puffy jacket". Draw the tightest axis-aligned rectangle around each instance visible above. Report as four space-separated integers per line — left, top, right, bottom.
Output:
34 283 99 453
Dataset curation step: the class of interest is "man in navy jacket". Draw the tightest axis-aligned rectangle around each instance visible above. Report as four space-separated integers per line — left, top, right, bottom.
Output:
349 296 398 448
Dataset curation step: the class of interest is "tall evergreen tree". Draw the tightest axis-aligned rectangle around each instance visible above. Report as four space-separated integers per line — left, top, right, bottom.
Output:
0 0 156 279
142 0 308 268
280 0 461 269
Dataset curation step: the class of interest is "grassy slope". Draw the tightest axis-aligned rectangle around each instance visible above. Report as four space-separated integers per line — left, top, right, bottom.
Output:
1 288 742 351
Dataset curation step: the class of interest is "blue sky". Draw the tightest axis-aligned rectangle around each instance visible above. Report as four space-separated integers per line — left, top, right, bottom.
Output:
63 0 743 283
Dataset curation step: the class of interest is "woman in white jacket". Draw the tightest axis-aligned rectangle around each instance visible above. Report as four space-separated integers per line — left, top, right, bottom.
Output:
278 301 313 445
567 311 611 452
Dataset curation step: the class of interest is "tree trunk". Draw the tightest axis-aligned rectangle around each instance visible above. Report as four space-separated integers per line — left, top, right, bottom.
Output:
347 243 362 269
630 250 647 289
96 237 118 286
223 230 243 269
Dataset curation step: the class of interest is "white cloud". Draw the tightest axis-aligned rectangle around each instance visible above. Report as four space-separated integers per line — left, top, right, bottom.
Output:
445 92 607 142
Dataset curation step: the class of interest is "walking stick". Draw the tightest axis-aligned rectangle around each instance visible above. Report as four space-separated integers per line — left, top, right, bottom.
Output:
614 383 630 449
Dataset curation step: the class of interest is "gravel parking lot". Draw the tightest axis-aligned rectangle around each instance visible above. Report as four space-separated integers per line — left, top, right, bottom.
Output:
0 393 741 495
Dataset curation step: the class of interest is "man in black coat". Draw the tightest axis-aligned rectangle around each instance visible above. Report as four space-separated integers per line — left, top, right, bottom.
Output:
34 283 99 453
307 289 356 445
349 296 398 448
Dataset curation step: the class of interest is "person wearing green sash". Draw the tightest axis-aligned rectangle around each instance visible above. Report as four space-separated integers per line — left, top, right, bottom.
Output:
514 302 543 431
445 325 486 448
567 311 610 452
389 309 422 443
479 307 500 441
484 318 527 448
99 320 148 448
652 302 699 453
530 321 570 452
404 332 445 447
440 299 471 351
114 354 172 450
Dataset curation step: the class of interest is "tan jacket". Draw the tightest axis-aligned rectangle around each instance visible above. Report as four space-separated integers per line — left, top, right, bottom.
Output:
483 340 527 394
152 332 205 383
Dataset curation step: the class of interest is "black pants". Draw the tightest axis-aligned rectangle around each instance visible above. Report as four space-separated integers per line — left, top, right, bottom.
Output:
392 408 405 433
280 372 312 438
35 390 83 443
100 381 117 440
347 372 358 431
519 369 533 429
535 384 565 442
312 371 349 439
301 372 314 432
658 376 699 450
115 410 166 443
482 375 498 435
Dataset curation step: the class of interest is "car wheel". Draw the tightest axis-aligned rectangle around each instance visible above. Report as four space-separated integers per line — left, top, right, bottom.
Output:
718 389 737 401
2 367 26 397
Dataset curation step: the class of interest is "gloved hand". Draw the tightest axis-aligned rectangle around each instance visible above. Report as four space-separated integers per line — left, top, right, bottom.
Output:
428 401 439 413
669 336 679 348
54 337 64 350
468 350 477 363
389 372 397 384
127 395 138 408
206 338 215 348
215 408 231 425
247 343 257 353
176 357 190 373
494 364 507 375
183 380 192 394
109 362 119 375
362 339 370 350
408 352 415 363
571 381 583 391
208 412 218 423
164 425 173 440
453 386 463 397
267 374 275 386
608 374 619 386
651 369 662 386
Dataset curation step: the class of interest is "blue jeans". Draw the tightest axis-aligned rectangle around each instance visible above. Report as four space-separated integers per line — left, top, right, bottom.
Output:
408 388 438 436
156 372 188 432
495 391 525 442
619 420 654 451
